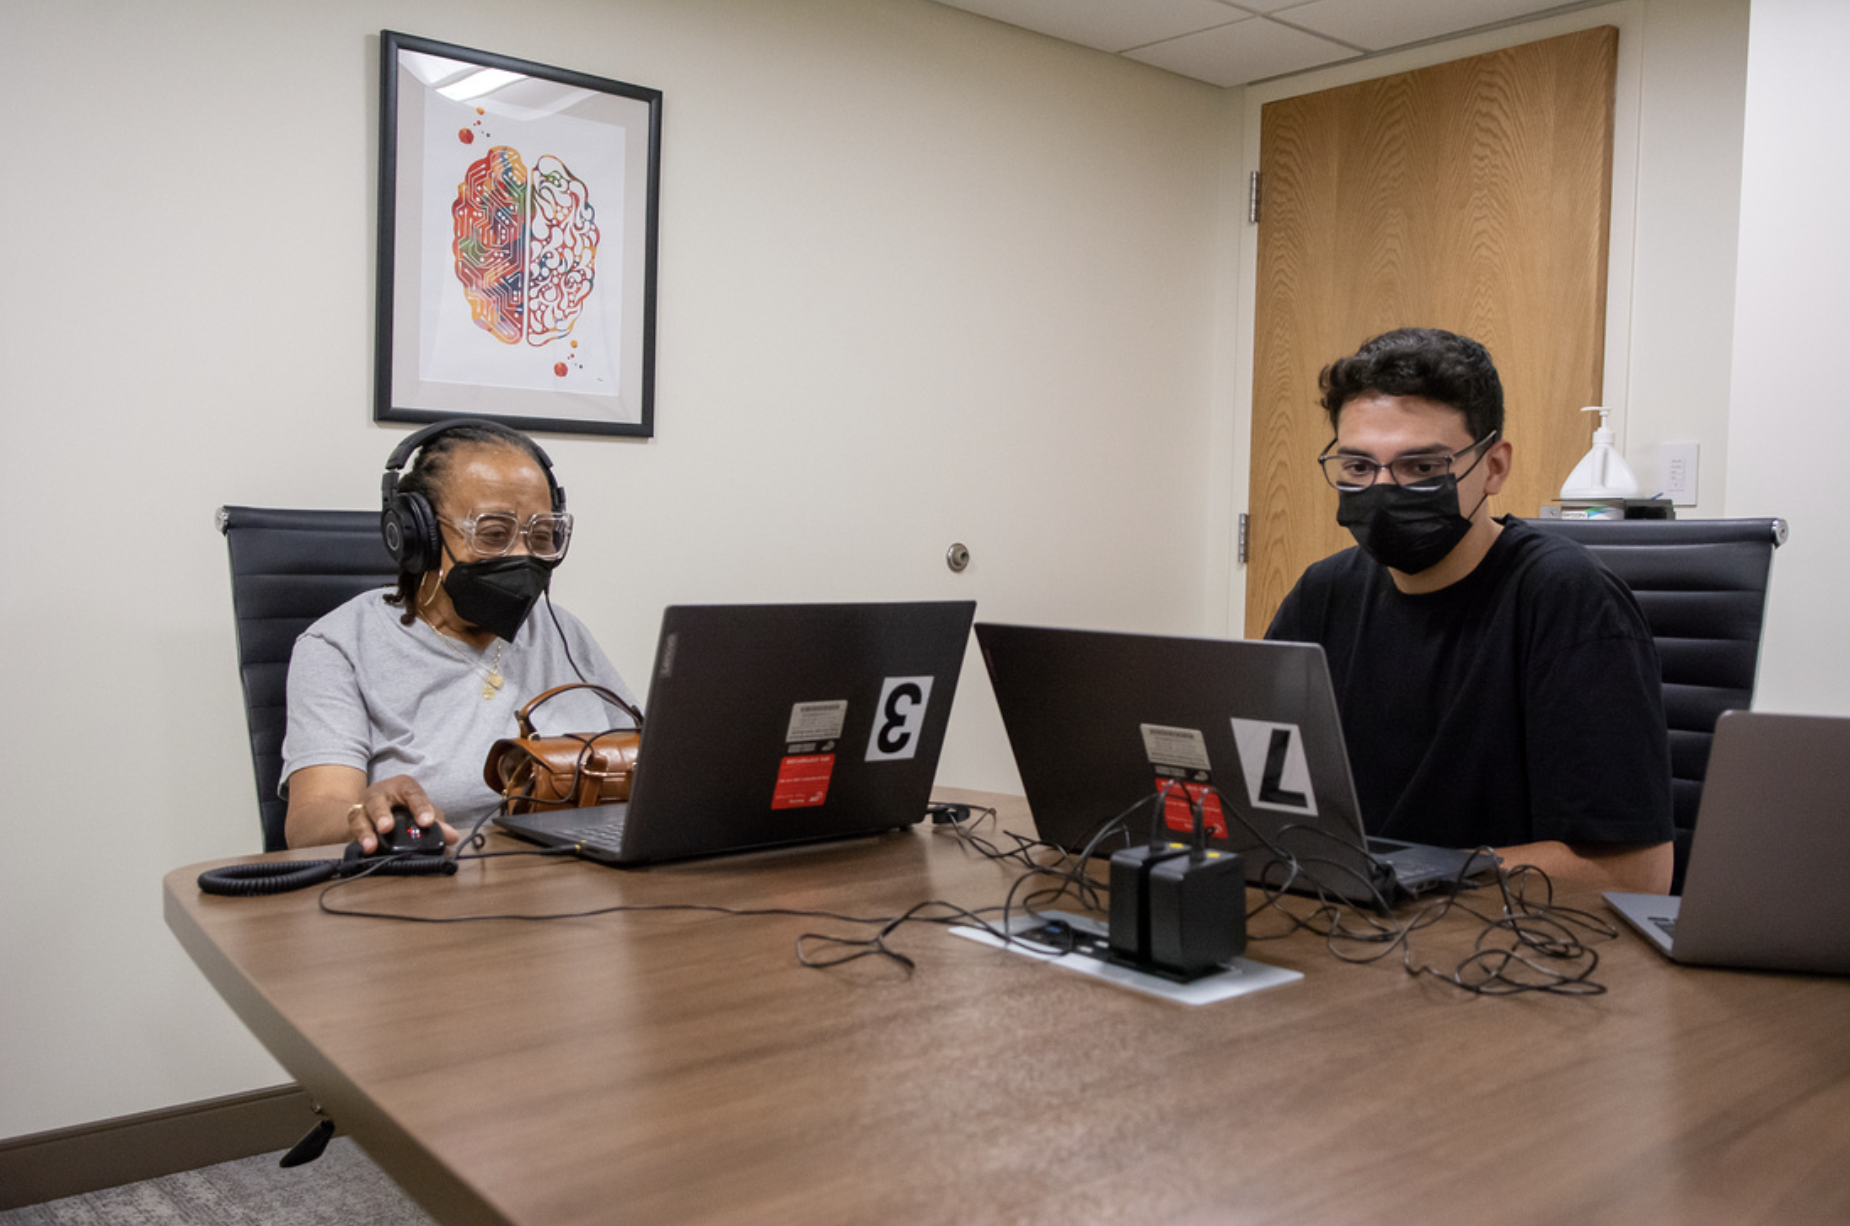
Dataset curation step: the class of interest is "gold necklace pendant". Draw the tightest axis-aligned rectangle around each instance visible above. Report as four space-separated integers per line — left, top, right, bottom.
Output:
426 617 508 699
480 641 507 699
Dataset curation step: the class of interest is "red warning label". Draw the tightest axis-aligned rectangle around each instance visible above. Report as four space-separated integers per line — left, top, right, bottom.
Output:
1159 780 1227 838
772 754 836 810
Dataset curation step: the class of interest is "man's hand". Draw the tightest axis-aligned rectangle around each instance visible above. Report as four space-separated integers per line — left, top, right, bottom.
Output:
1492 839 1673 894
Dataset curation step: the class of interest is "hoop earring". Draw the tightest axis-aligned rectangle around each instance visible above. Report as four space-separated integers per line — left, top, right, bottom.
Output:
417 570 441 609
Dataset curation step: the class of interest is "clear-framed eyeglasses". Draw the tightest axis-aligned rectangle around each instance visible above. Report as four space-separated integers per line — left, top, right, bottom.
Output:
1316 431 1499 492
442 511 574 561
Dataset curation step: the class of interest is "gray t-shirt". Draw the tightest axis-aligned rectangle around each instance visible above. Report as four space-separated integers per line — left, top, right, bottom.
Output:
280 588 640 828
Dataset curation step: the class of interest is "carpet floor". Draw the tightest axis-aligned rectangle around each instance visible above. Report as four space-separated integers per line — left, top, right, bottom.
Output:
0 1138 437 1226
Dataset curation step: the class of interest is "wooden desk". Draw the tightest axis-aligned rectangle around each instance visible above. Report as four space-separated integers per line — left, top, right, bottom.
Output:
165 790 1850 1225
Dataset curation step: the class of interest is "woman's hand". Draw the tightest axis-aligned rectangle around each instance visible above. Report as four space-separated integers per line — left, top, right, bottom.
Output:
345 775 459 853
284 765 459 851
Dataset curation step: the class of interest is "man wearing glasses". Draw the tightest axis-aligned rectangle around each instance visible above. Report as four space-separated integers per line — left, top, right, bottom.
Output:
1266 328 1674 892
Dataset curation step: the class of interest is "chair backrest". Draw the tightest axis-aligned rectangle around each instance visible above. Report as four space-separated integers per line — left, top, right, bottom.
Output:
1523 516 1785 891
218 506 399 851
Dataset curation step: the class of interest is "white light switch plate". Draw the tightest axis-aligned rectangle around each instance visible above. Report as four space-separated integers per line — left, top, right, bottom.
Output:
1660 442 1700 506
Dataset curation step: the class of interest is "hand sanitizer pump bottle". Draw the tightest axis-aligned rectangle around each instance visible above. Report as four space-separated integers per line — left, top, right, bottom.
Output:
1560 406 1640 506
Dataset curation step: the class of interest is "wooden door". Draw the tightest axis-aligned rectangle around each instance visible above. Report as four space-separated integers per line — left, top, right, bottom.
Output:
1244 27 1618 636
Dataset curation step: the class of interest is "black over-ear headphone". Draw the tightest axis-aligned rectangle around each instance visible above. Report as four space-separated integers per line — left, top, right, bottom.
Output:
380 418 564 576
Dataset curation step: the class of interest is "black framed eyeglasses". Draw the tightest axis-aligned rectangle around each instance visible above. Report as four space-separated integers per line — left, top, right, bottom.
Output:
441 511 574 561
1316 431 1499 492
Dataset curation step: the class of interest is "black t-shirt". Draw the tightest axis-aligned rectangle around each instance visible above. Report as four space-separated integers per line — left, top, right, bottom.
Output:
1266 518 1674 850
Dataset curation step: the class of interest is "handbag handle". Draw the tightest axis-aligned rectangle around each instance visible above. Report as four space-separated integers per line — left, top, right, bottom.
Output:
516 682 645 738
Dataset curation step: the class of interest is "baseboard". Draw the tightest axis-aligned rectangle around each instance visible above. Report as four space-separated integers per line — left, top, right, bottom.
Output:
0 1084 321 1209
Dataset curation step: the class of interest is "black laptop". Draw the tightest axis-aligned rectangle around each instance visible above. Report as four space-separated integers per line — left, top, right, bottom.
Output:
974 622 1497 905
496 601 975 865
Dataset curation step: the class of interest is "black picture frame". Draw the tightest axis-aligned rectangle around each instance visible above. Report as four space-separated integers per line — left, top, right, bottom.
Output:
375 31 661 437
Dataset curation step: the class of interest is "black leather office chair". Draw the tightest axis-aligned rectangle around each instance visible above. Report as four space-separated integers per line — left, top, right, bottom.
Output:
218 506 398 851
1524 517 1785 891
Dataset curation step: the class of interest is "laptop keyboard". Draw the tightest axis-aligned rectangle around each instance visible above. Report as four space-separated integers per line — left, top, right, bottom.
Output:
557 812 628 852
1651 915 1677 938
1368 839 1467 880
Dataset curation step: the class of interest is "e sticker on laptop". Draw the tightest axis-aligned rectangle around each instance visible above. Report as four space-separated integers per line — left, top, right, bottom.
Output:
1141 723 1212 773
772 753 835 809
1158 780 1228 838
1139 725 1227 838
774 700 847 810
786 700 847 746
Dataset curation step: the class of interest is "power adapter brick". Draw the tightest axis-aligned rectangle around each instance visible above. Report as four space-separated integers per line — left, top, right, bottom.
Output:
1109 842 1246 979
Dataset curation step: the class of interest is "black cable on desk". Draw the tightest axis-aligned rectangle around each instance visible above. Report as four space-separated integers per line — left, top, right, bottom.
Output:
945 781 1619 998
262 789 1620 996
197 845 456 896
1212 780 1619 997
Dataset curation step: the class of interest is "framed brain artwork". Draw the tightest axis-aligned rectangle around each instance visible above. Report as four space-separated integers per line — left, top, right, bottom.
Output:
375 31 661 437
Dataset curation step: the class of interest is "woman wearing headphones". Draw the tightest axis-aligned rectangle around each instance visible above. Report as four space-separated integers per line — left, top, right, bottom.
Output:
280 419 640 850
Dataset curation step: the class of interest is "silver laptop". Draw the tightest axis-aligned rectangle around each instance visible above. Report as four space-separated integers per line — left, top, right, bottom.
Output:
1605 710 1850 974
496 601 975 865
974 623 1497 905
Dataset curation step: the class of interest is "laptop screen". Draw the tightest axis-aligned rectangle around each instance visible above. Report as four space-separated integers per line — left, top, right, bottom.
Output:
610 600 977 862
975 622 1395 898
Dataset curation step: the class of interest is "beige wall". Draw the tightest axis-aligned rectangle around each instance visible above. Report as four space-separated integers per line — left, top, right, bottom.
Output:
4 0 1824 1145
1624 0 1751 513
1725 0 1850 714
0 0 1228 1138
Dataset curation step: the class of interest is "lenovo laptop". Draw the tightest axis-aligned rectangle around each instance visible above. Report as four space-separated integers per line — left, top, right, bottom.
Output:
496 601 976 865
1605 710 1850 975
974 622 1497 905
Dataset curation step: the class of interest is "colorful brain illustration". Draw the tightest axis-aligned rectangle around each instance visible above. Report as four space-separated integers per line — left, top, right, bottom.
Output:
452 147 600 346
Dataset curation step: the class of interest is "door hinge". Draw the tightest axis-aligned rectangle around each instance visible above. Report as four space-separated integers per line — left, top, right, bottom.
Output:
1238 512 1249 564
1248 171 1262 224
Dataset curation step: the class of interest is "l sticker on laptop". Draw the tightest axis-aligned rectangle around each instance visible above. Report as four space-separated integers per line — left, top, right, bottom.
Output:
1229 719 1317 816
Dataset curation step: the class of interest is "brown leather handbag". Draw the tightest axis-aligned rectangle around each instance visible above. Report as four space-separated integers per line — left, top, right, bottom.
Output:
483 683 642 813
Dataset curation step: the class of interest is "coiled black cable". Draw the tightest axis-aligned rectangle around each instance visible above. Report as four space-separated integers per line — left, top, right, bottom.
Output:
197 844 456 896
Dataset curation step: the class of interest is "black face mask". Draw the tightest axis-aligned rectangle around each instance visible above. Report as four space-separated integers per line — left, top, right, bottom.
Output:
442 555 554 641
1336 476 1487 575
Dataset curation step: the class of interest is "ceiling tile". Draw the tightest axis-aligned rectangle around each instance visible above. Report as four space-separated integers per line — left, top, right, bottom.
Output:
1271 0 1578 53
926 0 1594 88
1124 17 1360 88
930 0 1254 54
